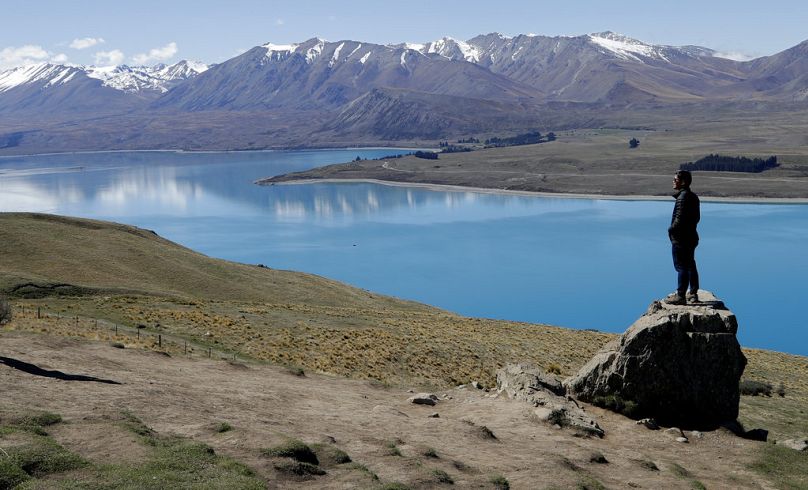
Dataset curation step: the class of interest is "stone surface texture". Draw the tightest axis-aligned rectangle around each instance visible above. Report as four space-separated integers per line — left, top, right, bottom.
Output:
564 290 747 428
496 363 603 437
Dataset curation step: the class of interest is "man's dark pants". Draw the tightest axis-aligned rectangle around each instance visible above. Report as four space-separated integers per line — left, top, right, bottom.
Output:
672 242 699 295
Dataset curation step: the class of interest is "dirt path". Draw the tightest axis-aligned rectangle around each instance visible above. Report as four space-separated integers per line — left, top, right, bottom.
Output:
0 330 777 489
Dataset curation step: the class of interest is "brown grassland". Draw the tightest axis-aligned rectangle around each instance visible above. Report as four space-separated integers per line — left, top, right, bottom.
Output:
2 212 807 488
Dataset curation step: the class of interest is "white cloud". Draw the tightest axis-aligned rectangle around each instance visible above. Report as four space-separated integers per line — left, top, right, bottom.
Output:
52 53 69 63
0 44 50 68
132 42 178 65
275 19 285 26
70 37 105 50
95 49 125 66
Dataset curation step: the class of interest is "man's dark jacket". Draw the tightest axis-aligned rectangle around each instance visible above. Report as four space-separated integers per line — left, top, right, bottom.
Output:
669 188 700 245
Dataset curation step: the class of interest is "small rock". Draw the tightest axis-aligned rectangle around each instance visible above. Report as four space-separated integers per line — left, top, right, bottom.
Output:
457 384 466 389
428 413 440 418
637 418 660 430
408 393 439 406
690 430 704 439
552 424 562 430
776 438 808 451
533 407 553 421
471 381 482 389
407 389 415 393
676 437 689 443
664 427 684 437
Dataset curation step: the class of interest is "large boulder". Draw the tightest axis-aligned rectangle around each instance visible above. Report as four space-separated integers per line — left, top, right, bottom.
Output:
564 290 746 428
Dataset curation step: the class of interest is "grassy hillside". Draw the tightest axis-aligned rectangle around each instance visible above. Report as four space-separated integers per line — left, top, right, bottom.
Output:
2 212 807 441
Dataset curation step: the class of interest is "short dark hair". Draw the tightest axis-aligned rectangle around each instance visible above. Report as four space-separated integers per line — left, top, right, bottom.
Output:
675 170 692 187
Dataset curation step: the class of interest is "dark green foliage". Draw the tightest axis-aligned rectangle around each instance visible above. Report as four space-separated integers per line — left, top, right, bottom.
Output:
0 295 11 324
680 154 778 173
120 411 157 439
740 379 773 396
0 458 31 488
214 422 233 433
486 131 542 147
591 394 640 417
431 468 454 484
490 473 510 489
440 145 473 153
629 137 640 148
457 137 480 144
262 439 319 465
414 151 439 160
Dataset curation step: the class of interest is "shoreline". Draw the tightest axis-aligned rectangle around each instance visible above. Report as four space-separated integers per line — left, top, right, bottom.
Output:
260 178 808 204
0 146 425 160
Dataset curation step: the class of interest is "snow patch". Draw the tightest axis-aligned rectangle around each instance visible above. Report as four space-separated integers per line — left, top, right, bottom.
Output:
347 43 362 58
329 42 345 68
360 52 371 64
588 32 670 62
305 39 325 64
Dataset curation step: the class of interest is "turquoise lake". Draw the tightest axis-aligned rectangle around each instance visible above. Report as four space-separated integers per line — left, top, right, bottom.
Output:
1 149 806 356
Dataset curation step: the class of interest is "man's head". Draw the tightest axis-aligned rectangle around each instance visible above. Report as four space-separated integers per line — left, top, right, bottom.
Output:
673 170 692 190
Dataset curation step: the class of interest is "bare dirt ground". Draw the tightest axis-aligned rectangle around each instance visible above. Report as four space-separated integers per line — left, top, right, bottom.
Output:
0 330 783 489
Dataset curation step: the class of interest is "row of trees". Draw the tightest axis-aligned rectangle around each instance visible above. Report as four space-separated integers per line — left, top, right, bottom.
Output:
680 154 778 173
485 131 556 148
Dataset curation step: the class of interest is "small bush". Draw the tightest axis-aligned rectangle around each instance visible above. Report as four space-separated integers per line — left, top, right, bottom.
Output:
111 342 125 349
776 382 786 397
0 296 11 325
262 440 318 465
591 394 641 418
344 462 378 480
423 447 438 458
739 380 773 396
214 422 233 433
385 441 402 457
431 468 454 484
490 474 510 489
0 459 30 488
546 363 562 375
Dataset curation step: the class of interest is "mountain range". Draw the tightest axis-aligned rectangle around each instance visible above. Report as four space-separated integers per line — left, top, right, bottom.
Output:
1 31 807 152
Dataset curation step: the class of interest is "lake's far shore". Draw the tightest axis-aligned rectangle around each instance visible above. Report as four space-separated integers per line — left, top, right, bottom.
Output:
261 177 808 204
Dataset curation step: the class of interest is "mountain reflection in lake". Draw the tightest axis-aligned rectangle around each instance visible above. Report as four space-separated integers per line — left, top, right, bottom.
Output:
1 150 806 356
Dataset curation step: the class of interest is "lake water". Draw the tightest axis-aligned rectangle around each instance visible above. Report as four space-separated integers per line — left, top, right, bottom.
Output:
1 150 806 356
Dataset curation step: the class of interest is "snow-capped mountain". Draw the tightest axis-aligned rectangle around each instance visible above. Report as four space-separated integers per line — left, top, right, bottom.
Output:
0 60 208 95
1 31 807 154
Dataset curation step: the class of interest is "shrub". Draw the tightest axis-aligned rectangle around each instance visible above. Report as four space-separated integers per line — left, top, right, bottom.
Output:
262 440 318 465
0 459 30 488
739 380 773 397
311 443 351 466
423 447 438 458
490 474 510 489
0 295 11 325
431 468 454 484
214 422 233 433
273 460 325 476
776 382 786 397
546 363 562 375
591 394 641 418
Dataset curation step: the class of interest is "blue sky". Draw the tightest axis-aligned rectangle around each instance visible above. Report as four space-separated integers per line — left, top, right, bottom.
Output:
2 0 806 68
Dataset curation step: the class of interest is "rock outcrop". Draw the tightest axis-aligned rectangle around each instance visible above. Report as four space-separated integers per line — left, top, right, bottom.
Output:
496 363 604 437
564 290 746 428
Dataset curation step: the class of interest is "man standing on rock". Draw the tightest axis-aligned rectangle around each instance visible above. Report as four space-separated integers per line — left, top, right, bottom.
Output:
666 170 700 305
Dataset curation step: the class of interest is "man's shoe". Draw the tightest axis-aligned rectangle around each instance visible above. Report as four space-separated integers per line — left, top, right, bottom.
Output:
664 293 686 305
687 291 699 304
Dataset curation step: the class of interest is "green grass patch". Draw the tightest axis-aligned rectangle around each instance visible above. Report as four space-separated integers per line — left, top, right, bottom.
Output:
0 458 31 488
214 422 233 433
272 460 326 477
385 441 403 457
591 394 640 418
311 443 351 466
749 443 808 489
343 462 379 480
261 439 319 465
5 437 88 477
